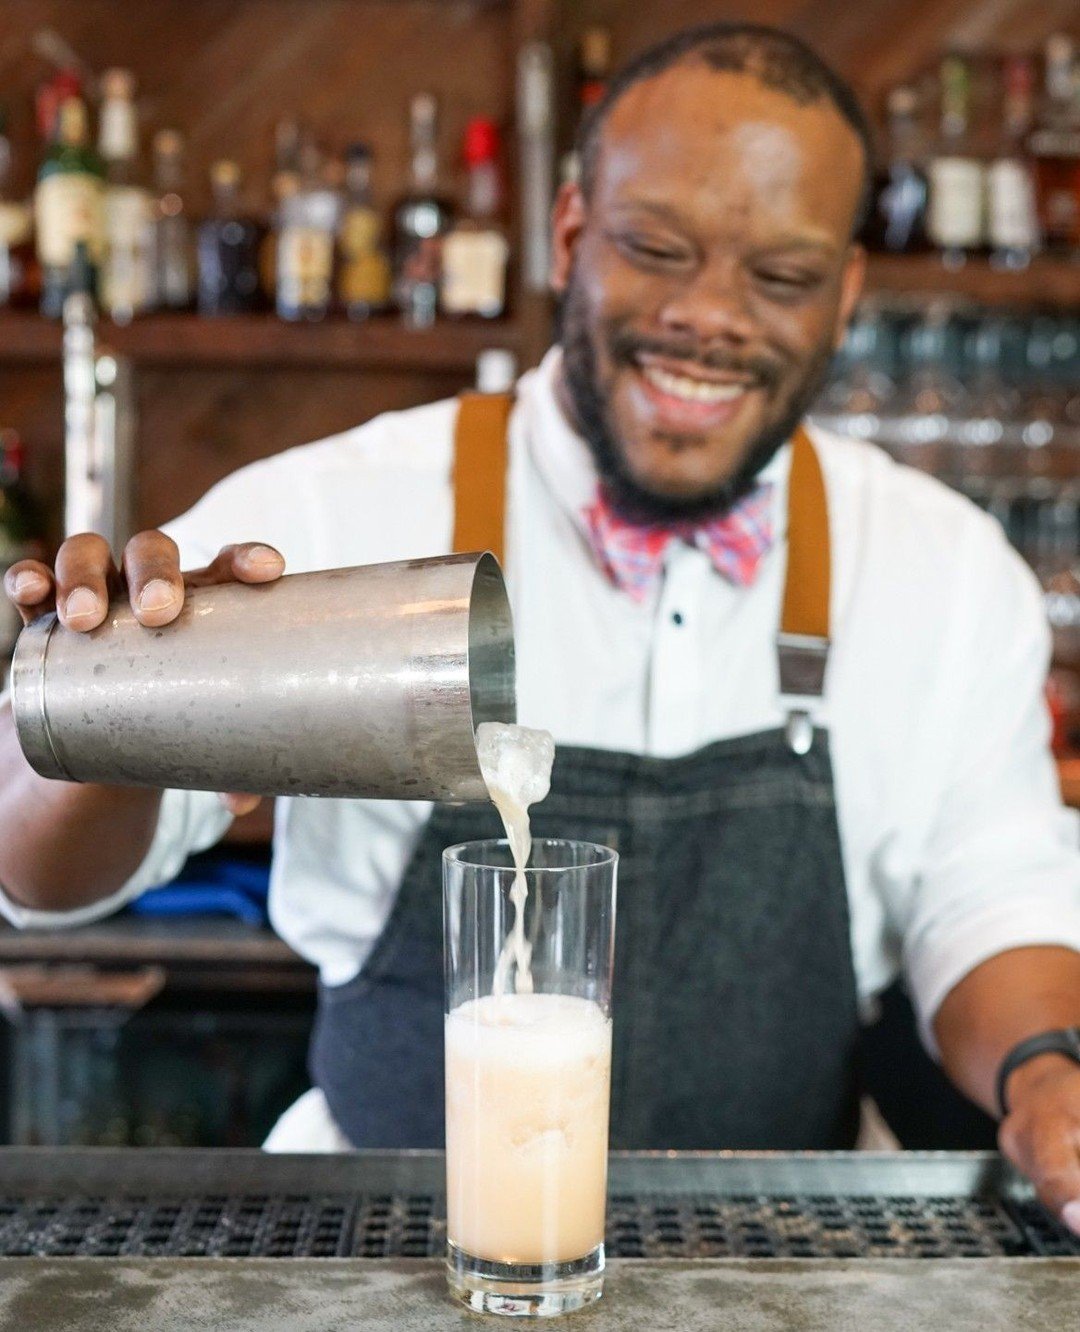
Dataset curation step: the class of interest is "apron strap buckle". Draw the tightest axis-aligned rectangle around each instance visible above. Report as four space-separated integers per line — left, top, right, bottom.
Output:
778 632 829 756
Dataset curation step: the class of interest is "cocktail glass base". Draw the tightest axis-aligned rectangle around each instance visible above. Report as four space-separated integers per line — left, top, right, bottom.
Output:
446 1241 604 1317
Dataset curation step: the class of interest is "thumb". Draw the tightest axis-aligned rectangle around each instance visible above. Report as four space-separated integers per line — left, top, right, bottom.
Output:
218 792 262 817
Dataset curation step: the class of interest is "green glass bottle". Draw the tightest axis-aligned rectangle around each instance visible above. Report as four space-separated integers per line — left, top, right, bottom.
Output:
34 96 106 318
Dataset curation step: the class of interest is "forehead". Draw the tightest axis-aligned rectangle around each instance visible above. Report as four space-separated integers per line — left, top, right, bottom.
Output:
594 63 865 239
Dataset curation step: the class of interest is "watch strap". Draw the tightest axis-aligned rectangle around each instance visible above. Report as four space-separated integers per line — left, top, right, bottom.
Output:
996 1026 1080 1119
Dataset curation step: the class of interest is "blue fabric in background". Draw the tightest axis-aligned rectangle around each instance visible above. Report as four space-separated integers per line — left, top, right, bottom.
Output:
128 851 271 926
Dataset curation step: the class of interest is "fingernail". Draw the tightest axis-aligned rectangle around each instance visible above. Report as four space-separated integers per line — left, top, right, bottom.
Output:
1062 1200 1080 1235
65 587 101 622
138 579 177 613
13 571 43 598
245 545 281 567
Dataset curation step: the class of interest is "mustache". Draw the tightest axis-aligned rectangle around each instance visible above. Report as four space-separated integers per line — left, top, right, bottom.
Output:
608 329 784 390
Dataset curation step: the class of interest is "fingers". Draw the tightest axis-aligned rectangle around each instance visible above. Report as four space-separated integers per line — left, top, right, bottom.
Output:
54 533 120 632
1000 1109 1080 1232
186 543 285 589
218 793 262 817
4 560 56 626
121 531 186 627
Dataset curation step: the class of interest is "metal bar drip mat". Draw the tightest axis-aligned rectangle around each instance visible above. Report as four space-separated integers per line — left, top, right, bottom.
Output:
0 1150 1076 1261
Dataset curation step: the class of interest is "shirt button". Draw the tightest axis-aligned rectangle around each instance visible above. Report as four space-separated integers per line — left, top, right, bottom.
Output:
671 611 684 626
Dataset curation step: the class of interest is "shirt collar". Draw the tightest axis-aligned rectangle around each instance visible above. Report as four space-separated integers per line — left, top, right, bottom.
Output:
521 345 792 550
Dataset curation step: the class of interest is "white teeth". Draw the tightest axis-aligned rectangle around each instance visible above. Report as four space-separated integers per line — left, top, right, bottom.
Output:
640 364 747 404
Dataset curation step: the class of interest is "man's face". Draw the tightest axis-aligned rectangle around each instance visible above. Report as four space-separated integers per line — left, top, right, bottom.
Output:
552 63 866 519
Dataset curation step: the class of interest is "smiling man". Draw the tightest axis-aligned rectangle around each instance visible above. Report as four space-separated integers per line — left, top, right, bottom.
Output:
4 24 1080 1232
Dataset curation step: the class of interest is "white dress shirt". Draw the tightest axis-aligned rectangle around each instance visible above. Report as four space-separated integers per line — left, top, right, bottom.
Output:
7 347 1080 1055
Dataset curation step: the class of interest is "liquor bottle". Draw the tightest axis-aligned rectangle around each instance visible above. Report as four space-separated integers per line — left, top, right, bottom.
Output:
1029 34 1080 254
98 69 156 322
35 67 82 142
926 54 985 268
0 107 39 308
988 56 1040 271
337 143 392 321
276 141 341 322
34 96 106 318
393 93 453 329
440 118 509 319
560 27 612 185
196 160 265 316
152 129 193 310
863 86 929 253
0 429 47 665
260 118 305 304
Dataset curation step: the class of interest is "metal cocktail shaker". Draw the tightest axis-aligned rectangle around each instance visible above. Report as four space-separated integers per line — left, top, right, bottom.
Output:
11 553 515 803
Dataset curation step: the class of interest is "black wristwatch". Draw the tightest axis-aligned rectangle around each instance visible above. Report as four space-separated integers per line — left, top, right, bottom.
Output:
996 1027 1080 1118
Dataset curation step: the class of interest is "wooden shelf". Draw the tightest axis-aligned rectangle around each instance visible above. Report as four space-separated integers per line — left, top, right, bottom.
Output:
0 312 522 372
863 254 1080 308
1060 758 1080 810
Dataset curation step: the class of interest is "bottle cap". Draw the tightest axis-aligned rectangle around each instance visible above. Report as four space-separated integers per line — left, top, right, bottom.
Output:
210 159 241 188
886 85 918 117
57 96 89 145
102 68 136 101
580 27 612 76
154 128 184 157
476 349 517 394
462 117 500 165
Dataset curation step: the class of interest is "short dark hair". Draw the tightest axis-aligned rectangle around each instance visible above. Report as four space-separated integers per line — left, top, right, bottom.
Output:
577 22 875 237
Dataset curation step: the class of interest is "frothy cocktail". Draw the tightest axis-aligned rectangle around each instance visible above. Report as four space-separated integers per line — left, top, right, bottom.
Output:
445 992 612 1264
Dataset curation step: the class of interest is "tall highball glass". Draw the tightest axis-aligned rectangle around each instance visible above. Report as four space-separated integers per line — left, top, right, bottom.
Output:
443 838 618 1317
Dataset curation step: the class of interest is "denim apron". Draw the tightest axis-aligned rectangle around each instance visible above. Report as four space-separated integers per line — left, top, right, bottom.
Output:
310 404 859 1149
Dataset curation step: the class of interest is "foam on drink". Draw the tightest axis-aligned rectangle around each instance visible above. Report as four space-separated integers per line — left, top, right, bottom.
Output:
445 992 612 1264
475 721 555 995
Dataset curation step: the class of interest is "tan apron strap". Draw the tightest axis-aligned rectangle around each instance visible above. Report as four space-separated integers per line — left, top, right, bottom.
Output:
781 424 831 640
451 391 514 565
778 424 831 755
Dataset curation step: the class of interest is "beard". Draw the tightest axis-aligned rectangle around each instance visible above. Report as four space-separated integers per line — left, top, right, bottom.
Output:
558 268 835 524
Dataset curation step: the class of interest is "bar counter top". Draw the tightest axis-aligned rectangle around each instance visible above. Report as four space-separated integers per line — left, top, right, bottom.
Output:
0 1149 1076 1329
2 1255 1077 1331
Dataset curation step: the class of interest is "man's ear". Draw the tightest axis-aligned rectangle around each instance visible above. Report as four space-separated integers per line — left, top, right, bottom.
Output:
550 181 587 295
833 243 866 350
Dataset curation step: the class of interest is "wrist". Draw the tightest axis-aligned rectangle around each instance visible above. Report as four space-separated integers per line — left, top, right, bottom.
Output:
1003 1051 1079 1113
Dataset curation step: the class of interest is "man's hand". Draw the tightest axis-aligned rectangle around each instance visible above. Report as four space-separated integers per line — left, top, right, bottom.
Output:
999 1054 1080 1236
4 529 286 817
935 946 1080 1238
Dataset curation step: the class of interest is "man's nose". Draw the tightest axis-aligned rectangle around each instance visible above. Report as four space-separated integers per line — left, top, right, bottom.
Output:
657 259 756 347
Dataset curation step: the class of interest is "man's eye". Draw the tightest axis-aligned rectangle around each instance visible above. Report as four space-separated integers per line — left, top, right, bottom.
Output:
754 269 822 294
617 234 687 265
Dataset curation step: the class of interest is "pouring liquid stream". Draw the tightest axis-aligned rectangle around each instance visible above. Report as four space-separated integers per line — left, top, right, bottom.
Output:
474 722 556 996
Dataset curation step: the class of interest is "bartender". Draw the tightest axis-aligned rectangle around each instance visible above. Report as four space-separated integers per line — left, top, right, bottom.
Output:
3 22 1080 1230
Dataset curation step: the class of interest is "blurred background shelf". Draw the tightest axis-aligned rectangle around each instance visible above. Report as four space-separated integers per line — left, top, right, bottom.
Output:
864 255 1080 308
0 311 521 371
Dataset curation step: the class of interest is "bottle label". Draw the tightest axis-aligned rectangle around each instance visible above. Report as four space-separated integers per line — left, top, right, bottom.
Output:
103 186 156 314
339 207 391 308
340 207 381 255
34 173 106 267
988 159 1039 250
0 202 32 249
440 229 509 316
927 157 985 248
278 225 333 307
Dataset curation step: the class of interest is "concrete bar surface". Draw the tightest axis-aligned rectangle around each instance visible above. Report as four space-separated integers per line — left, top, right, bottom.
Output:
0 1257 1077 1330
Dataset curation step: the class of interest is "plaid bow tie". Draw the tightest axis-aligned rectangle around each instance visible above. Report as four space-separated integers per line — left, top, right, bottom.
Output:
582 483 775 602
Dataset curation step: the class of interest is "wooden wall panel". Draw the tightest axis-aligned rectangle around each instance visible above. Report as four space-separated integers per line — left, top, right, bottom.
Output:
0 0 512 209
558 0 1080 121
0 362 472 543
